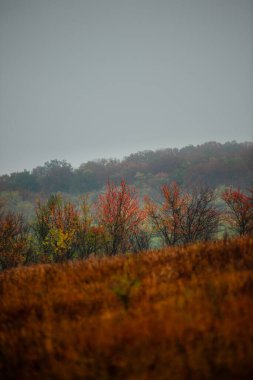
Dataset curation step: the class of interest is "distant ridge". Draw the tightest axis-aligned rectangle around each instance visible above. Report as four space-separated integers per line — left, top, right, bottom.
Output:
0 141 252 196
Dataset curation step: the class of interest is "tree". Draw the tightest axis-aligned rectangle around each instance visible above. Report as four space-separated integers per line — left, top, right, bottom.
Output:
75 196 107 258
179 187 220 243
0 199 30 269
145 182 186 246
128 226 152 253
96 180 146 255
32 160 74 194
222 188 253 236
34 194 80 262
145 182 220 246
34 194 106 262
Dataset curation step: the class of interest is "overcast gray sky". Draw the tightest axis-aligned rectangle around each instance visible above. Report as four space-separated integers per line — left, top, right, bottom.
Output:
0 0 252 174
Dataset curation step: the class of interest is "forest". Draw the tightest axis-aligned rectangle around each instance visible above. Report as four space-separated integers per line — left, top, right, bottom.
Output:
0 141 252 222
0 141 252 195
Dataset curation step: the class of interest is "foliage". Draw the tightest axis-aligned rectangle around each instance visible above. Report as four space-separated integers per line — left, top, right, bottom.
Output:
145 182 185 245
0 142 252 198
179 187 221 243
33 194 107 261
0 200 30 269
0 180 252 269
76 197 107 258
96 180 146 254
1 237 253 379
146 182 220 246
222 188 253 236
34 194 80 262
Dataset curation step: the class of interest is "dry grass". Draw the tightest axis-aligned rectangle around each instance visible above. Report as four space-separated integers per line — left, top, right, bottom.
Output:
1 237 253 379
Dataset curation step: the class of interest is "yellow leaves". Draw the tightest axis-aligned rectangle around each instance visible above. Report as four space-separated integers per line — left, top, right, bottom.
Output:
43 228 76 258
34 194 108 260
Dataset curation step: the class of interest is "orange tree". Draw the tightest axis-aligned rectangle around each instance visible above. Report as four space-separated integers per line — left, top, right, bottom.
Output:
222 188 253 236
95 180 146 255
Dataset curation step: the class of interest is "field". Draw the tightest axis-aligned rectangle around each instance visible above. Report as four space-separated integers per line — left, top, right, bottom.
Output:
1 237 253 380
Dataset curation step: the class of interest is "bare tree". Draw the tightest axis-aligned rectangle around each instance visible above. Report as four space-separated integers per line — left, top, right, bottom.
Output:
179 187 220 243
146 183 220 246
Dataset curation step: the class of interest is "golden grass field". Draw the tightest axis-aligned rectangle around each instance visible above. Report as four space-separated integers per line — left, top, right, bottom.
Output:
1 237 253 380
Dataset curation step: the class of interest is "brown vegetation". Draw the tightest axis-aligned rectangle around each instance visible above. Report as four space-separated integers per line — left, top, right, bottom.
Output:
1 236 253 379
0 201 30 270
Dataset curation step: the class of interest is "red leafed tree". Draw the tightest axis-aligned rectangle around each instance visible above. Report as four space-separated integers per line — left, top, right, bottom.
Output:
222 188 253 236
96 180 146 255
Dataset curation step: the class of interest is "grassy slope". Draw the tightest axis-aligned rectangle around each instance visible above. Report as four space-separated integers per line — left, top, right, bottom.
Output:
1 237 253 380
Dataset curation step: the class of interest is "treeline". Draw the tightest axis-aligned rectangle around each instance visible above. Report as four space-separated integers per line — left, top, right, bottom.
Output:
0 141 252 197
0 180 252 270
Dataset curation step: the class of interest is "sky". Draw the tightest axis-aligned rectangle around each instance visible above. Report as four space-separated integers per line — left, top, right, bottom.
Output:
0 0 252 174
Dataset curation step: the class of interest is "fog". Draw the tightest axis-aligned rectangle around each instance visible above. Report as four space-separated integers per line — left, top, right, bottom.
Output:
0 0 252 174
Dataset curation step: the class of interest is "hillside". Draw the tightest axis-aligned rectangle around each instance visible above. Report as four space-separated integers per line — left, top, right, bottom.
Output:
1 141 252 197
1 237 253 379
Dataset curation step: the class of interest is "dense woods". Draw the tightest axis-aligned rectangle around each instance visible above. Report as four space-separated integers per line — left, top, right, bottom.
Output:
0 141 252 197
